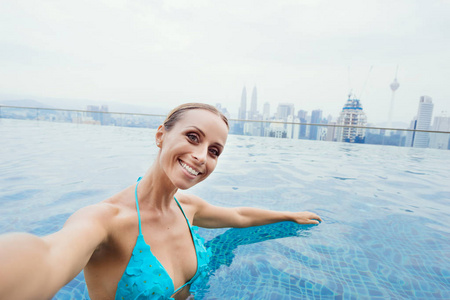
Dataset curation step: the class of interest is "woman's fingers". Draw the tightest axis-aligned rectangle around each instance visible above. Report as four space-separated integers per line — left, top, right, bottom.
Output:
296 211 322 224
312 213 322 223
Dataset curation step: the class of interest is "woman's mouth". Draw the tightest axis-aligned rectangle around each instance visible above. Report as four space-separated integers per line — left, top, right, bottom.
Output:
179 160 200 176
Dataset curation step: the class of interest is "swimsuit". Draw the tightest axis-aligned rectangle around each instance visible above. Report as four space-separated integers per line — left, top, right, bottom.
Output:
115 178 210 300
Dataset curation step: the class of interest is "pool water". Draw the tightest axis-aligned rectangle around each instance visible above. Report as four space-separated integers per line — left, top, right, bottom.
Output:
1 119 449 299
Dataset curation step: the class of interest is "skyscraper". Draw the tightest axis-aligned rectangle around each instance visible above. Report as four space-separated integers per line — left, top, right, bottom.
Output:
276 103 295 121
406 96 434 148
297 110 308 139
215 103 230 119
263 102 270 120
297 110 307 120
85 105 109 125
249 86 258 120
325 122 337 141
309 109 323 140
100 105 110 125
287 115 294 139
238 86 247 120
233 86 248 135
429 112 450 149
336 95 367 143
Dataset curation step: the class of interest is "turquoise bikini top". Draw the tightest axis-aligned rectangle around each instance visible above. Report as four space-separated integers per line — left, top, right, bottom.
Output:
115 178 210 300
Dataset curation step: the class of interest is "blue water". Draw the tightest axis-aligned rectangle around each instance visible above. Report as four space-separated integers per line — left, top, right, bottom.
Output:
1 119 449 299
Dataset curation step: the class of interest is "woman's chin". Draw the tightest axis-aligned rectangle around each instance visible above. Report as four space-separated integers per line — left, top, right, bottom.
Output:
172 179 195 190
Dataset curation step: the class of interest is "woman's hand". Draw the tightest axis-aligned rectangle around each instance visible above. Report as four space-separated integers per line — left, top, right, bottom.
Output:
290 211 322 225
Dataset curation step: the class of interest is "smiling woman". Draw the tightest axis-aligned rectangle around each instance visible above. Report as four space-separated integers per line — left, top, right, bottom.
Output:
155 105 228 191
0 103 321 300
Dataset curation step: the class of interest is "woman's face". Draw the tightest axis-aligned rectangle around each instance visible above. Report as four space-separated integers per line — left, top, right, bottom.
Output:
157 109 229 190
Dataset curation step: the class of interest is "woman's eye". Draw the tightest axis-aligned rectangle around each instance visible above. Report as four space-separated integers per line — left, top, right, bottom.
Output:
209 148 220 157
187 133 199 143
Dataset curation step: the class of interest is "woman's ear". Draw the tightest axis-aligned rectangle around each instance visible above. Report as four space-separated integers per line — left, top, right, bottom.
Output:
155 125 164 148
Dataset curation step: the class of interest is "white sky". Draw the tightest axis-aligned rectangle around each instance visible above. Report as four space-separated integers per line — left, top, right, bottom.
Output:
1 0 449 124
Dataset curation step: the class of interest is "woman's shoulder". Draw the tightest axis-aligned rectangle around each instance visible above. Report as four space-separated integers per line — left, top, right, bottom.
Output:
66 185 135 231
65 201 119 233
174 193 210 219
174 192 205 206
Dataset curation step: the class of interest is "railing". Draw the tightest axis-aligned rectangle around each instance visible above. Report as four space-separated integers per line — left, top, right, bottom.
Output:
0 105 166 128
1 105 449 149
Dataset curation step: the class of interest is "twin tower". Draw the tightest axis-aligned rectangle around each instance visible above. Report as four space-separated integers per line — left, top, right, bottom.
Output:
239 86 258 120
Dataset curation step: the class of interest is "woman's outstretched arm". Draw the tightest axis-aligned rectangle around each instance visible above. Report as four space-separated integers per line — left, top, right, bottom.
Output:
0 204 110 300
187 195 322 229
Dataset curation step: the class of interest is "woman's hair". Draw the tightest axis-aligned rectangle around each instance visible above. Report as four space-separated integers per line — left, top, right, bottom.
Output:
163 103 229 130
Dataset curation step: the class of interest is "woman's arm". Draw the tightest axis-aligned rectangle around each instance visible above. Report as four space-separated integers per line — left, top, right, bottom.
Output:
189 195 322 229
0 203 111 300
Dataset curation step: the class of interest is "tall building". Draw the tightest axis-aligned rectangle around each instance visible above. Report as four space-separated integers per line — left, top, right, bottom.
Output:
263 102 270 120
286 115 294 139
215 103 230 119
243 86 263 136
249 86 258 120
100 105 110 125
234 87 247 135
406 96 434 148
336 96 367 143
86 105 109 125
293 116 300 139
238 87 247 120
405 117 417 147
86 105 99 115
276 103 295 121
325 122 337 141
286 115 300 139
297 110 308 139
309 109 323 140
429 112 450 150
297 110 307 120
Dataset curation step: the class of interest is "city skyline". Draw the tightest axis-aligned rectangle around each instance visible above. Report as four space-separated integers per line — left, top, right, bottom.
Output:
1 87 448 130
1 1 449 124
2 98 449 149
231 89 449 148
230 84 448 129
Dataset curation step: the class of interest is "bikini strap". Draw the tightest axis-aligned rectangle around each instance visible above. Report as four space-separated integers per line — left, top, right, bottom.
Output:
174 196 191 228
135 177 143 234
172 196 196 295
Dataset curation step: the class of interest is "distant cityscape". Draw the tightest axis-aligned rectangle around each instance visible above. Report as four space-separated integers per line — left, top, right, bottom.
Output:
213 82 450 150
0 104 164 129
1 82 449 150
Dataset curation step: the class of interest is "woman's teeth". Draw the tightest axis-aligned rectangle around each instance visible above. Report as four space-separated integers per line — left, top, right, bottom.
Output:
180 161 199 176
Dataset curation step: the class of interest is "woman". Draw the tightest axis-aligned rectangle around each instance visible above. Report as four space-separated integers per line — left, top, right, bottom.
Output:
0 103 322 300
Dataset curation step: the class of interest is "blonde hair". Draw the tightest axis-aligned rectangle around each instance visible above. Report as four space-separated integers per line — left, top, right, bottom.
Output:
163 103 229 130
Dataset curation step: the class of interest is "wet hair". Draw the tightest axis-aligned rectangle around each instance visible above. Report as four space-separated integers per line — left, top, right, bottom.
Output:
163 103 229 130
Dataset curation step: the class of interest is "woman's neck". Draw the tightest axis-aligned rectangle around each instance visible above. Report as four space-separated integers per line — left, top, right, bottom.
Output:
136 161 178 212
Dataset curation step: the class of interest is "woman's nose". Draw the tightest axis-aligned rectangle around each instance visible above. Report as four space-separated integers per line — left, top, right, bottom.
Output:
192 147 207 164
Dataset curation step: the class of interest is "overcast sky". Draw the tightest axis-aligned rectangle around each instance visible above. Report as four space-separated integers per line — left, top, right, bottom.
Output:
1 0 449 124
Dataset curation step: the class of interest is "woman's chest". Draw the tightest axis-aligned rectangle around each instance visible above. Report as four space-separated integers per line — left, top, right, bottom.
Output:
139 214 199 289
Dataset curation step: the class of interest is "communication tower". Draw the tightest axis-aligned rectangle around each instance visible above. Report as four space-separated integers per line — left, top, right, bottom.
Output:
388 66 400 130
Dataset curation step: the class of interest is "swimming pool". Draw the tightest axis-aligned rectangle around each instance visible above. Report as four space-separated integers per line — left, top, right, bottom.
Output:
1 118 449 299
